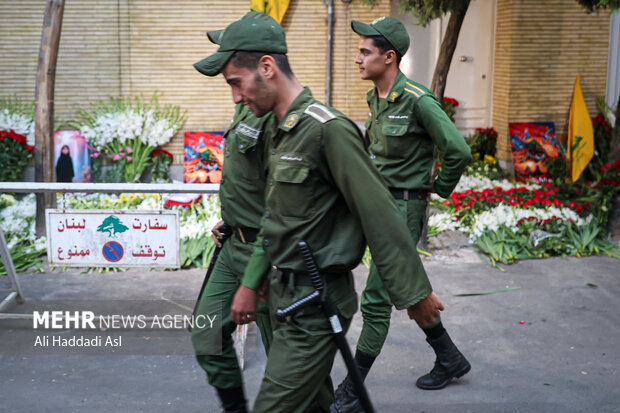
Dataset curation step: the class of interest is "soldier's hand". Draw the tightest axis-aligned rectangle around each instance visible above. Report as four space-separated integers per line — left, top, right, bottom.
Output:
211 220 226 248
406 292 444 327
231 284 258 325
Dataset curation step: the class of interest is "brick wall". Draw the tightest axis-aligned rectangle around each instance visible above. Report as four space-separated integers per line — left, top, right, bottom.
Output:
0 1 389 163
492 0 610 162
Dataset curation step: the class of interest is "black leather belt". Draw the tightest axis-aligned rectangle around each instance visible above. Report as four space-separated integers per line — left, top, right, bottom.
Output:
275 268 347 287
389 188 428 201
233 227 259 244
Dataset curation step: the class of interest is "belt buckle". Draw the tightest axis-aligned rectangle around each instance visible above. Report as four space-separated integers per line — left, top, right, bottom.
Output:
237 227 247 244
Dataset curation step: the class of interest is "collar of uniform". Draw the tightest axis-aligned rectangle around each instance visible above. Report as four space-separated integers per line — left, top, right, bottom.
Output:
367 70 407 105
228 103 248 132
386 71 407 103
279 87 314 132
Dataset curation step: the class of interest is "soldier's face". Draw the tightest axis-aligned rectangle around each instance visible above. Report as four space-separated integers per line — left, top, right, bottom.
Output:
222 61 273 117
355 36 388 81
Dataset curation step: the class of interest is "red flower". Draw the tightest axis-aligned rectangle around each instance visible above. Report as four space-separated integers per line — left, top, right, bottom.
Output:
26 145 34 151
443 97 459 107
151 149 173 162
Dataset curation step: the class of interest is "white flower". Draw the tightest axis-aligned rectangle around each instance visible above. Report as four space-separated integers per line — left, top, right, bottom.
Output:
0 109 35 146
428 212 461 233
467 204 588 240
454 174 539 193
80 107 181 150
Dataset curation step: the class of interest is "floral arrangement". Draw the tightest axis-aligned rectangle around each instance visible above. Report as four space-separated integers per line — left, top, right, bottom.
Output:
468 127 498 161
150 149 173 182
428 157 620 267
76 94 186 183
442 97 459 123
0 96 35 182
0 194 47 275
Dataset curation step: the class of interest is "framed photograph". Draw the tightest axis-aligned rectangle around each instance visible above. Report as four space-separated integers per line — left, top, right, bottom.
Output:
183 131 224 183
54 131 90 182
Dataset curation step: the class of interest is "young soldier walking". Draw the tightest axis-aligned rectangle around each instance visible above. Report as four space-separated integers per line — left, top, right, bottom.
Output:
194 13 445 413
331 16 473 413
190 13 276 413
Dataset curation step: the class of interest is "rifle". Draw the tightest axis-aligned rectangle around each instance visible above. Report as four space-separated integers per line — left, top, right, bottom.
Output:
188 223 231 332
276 241 375 413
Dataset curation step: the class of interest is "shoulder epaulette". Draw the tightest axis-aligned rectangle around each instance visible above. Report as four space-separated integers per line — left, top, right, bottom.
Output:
404 81 427 99
304 103 336 124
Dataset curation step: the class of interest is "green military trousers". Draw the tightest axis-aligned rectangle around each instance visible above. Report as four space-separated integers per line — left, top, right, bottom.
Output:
252 271 358 413
357 198 439 358
191 236 272 390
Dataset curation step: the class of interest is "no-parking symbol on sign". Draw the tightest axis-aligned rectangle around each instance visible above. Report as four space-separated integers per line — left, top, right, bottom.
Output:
102 241 124 262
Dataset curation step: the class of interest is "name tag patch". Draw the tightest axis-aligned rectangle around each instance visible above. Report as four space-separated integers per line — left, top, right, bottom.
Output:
236 122 261 140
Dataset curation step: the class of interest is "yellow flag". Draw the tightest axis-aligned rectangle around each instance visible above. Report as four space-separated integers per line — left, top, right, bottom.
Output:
567 74 594 182
250 0 290 24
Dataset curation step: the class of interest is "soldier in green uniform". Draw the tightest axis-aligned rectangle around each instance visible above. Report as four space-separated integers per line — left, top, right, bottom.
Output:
194 14 444 413
331 16 473 412
190 14 276 413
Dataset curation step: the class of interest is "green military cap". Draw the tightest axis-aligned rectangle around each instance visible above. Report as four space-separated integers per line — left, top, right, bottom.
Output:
206 29 223 45
194 12 287 76
351 16 410 56
206 12 278 45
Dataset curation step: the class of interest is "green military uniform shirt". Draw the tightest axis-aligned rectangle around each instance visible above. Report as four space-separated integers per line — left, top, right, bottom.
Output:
366 71 471 198
242 87 432 310
220 104 275 229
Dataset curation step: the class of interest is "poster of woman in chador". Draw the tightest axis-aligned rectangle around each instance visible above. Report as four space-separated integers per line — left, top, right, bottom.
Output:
54 131 90 182
183 131 224 183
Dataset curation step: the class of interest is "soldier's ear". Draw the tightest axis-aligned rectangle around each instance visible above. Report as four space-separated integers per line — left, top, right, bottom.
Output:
258 55 277 80
385 50 396 65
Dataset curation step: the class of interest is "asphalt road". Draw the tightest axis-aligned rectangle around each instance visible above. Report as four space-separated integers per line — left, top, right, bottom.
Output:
1 252 619 412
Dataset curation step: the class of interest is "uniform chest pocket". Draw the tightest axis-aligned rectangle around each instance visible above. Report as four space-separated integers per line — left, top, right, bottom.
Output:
272 162 313 219
225 132 261 181
382 122 410 157
234 132 259 154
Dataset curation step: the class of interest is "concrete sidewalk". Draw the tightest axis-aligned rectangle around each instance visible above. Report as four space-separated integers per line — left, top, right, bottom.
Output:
1 252 619 412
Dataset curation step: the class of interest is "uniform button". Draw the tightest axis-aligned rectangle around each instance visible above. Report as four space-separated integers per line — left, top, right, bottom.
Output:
392 130 397 134
370 155 376 160
225 151 230 157
238 144 244 150
264 211 271 218
271 149 276 155
263 239 270 246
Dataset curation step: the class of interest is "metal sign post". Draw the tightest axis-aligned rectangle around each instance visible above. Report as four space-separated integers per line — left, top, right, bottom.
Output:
0 228 25 312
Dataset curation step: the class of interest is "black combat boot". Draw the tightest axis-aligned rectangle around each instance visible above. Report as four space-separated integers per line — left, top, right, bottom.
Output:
330 364 371 413
216 387 248 413
415 331 471 390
